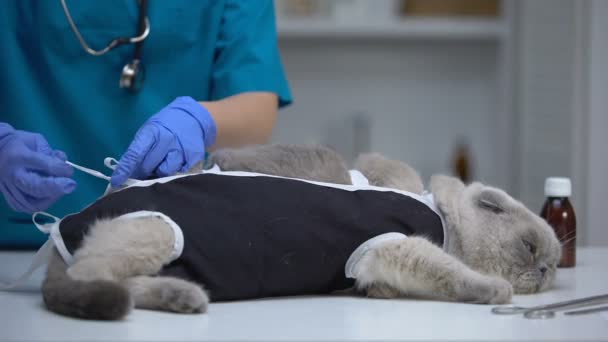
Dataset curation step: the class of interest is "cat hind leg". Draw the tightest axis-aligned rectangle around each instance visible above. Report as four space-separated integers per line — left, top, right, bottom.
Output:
43 215 177 320
124 275 209 314
67 215 176 282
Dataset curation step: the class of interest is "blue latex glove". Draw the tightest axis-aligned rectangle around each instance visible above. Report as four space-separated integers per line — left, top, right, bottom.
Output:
0 123 76 213
111 97 217 187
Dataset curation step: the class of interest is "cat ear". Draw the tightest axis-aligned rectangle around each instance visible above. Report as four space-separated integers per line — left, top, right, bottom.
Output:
430 175 465 200
430 175 466 224
475 188 508 214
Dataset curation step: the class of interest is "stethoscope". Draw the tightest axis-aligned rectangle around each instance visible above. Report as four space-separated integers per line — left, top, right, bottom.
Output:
60 0 150 92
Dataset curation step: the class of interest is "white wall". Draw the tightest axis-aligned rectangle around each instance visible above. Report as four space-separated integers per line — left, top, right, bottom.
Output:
496 0 606 245
514 0 578 214
273 40 502 186
585 0 608 246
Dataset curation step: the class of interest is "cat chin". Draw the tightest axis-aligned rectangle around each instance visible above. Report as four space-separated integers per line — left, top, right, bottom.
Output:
512 273 547 294
512 283 538 294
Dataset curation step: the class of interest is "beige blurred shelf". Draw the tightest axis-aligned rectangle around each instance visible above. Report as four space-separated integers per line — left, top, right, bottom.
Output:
277 17 505 40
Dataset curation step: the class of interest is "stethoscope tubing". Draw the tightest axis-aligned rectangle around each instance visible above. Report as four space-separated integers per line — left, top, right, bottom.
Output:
60 0 150 56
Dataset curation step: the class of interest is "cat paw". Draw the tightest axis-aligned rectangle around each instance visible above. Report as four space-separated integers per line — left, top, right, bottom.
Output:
482 277 513 304
459 275 513 304
160 282 209 314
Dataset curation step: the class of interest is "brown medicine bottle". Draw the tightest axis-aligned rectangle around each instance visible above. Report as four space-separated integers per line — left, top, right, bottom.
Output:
540 177 576 267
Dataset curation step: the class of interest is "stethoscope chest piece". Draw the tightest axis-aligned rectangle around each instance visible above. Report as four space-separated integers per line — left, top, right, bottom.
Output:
120 59 145 92
61 0 149 92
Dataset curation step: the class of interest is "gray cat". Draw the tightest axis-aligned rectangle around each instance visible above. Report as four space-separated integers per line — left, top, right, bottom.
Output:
41 144 561 320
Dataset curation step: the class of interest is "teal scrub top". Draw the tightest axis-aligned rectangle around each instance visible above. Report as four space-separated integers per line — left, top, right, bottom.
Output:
0 0 292 248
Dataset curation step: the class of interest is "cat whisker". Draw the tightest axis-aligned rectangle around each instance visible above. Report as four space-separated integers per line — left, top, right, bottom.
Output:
558 231 576 242
558 230 576 239
560 236 576 246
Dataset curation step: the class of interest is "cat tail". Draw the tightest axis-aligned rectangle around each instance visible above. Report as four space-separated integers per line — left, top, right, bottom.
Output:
42 248 132 320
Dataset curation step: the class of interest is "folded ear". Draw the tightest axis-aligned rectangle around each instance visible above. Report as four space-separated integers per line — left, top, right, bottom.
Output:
430 175 466 225
430 175 465 201
475 188 509 214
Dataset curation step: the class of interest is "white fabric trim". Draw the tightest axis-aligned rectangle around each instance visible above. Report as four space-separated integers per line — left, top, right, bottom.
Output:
31 211 60 234
345 232 408 279
207 164 222 173
49 210 184 266
1 212 65 290
420 191 449 252
30 209 74 265
67 160 139 187
50 219 74 265
31 211 75 267
0 239 55 290
349 170 370 186
115 211 184 264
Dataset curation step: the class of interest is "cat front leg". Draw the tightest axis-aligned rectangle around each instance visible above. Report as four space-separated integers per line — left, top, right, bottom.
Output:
124 276 208 314
355 236 513 304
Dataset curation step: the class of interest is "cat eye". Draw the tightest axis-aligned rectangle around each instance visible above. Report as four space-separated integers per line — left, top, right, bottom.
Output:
478 199 504 214
522 240 536 255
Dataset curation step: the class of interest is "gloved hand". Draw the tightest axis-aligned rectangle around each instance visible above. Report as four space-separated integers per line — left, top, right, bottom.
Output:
111 97 217 187
0 124 76 213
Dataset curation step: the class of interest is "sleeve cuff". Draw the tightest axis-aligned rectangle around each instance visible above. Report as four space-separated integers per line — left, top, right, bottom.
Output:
211 66 293 109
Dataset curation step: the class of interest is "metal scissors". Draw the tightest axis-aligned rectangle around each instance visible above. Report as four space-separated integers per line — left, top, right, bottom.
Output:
492 293 608 319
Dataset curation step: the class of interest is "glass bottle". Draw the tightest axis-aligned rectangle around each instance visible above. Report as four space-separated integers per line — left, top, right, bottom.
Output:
452 140 472 184
540 177 576 267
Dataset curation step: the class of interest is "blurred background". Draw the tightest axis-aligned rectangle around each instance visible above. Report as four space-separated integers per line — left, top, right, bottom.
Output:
270 0 607 246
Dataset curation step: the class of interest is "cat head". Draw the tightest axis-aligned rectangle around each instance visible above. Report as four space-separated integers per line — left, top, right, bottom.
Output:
430 175 561 294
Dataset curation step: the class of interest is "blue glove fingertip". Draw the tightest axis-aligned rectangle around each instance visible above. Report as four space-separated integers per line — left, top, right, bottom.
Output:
53 150 68 161
52 157 75 178
157 150 184 176
60 178 78 194
113 125 158 186
110 172 126 188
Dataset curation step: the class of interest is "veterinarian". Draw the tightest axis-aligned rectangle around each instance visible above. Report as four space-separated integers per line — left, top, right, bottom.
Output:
0 1 292 247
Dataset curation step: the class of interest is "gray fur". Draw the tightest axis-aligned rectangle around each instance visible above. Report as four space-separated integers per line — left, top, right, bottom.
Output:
43 249 132 320
353 153 424 193
125 276 208 314
44 216 208 320
42 143 560 320
429 175 561 294
356 237 513 304
210 144 351 184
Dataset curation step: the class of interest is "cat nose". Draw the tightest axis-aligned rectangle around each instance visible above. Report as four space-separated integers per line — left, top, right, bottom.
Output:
539 266 548 275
